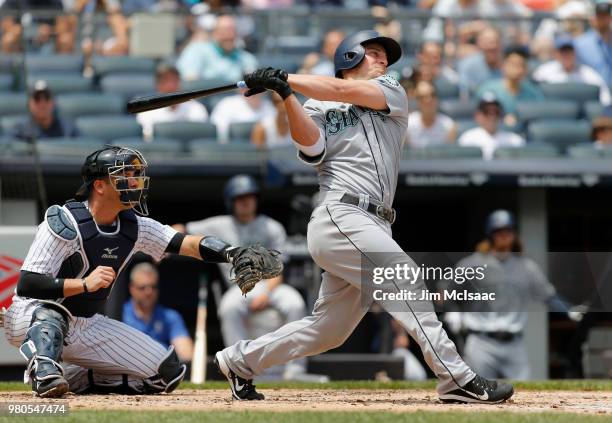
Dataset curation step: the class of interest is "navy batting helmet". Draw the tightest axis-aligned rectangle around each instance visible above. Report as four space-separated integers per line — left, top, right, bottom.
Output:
224 174 259 212
485 209 516 237
334 30 402 78
75 146 150 216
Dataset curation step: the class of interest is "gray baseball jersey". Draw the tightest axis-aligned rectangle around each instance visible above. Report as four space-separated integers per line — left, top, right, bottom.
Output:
220 75 477 396
300 75 409 208
186 215 286 286
453 252 555 333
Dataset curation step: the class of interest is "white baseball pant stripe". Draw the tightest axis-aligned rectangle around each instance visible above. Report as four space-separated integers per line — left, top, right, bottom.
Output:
3 297 169 391
222 202 475 394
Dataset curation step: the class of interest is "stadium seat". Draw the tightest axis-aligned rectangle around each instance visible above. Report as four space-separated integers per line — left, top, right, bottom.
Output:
433 79 459 99
0 114 29 134
91 56 156 76
455 119 478 137
540 82 600 104
25 54 83 74
228 122 256 143
26 75 92 94
75 116 142 141
402 145 482 159
516 100 579 127
100 73 155 101
266 35 320 56
0 74 13 91
0 55 16 73
254 54 300 74
56 93 125 118
567 144 603 159
188 141 262 162
439 99 477 120
110 137 185 154
583 101 604 121
35 137 106 156
527 119 591 152
153 121 217 142
493 143 559 159
0 93 27 116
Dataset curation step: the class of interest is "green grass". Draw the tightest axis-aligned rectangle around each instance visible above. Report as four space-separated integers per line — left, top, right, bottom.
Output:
1 379 612 392
3 411 611 423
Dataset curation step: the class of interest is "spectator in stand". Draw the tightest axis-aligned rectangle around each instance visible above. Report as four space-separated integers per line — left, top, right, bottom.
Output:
592 116 612 147
533 36 611 105
407 81 457 148
476 45 544 126
121 0 158 14
211 90 275 143
531 0 591 62
122 263 194 363
98 12 130 56
10 80 79 140
423 0 492 43
574 0 612 85
54 15 78 54
1 17 22 53
177 14 257 82
241 0 294 8
417 40 459 85
299 30 344 77
458 92 525 159
137 64 208 140
251 92 293 148
458 26 503 95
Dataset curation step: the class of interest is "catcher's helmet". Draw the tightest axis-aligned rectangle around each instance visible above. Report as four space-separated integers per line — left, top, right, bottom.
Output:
334 30 402 78
75 145 150 216
224 174 259 212
485 209 515 237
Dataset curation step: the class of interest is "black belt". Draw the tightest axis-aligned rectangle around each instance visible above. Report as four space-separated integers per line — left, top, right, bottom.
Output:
468 330 522 342
339 193 396 224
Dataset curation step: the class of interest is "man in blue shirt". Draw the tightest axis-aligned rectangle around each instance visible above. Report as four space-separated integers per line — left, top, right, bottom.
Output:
122 263 193 362
176 14 258 82
476 45 544 127
574 0 612 86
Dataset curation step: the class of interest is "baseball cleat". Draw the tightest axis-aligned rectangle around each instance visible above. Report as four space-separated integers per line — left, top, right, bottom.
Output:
33 375 69 398
214 351 264 401
439 375 514 404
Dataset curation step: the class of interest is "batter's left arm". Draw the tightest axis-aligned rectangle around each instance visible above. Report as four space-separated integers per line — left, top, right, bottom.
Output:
287 74 387 111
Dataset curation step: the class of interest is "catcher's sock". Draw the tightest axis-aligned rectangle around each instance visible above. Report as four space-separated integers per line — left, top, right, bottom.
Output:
439 375 514 404
214 352 264 401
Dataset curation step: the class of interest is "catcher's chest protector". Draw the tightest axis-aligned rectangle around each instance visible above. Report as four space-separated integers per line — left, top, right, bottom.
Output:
58 201 138 317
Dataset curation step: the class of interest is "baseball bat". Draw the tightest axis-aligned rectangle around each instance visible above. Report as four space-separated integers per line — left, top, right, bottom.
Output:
191 275 208 384
127 81 247 114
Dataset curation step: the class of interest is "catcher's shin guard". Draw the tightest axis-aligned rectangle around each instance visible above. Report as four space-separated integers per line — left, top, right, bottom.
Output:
144 347 186 394
20 304 69 398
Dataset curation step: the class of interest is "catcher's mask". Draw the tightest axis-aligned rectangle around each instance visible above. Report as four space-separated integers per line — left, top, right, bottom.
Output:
75 146 150 216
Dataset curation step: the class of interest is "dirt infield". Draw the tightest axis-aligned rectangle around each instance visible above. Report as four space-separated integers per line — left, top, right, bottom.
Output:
1 389 611 415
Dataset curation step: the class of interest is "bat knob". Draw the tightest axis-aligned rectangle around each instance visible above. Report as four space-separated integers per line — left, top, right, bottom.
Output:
237 81 247 89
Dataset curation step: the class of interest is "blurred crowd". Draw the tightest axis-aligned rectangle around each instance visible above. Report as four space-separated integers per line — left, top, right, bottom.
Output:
0 0 611 158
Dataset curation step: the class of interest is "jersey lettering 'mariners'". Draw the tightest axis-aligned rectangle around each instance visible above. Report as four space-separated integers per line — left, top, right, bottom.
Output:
325 107 360 136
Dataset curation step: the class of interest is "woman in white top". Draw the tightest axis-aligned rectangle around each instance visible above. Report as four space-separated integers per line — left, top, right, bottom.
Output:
407 81 456 148
251 92 293 148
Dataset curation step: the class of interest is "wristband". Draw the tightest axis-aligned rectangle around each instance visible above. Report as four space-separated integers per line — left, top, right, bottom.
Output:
82 278 89 293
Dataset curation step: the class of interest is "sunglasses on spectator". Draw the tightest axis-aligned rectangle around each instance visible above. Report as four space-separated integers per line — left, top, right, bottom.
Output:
32 93 51 102
133 284 158 291
481 107 501 117
416 93 437 101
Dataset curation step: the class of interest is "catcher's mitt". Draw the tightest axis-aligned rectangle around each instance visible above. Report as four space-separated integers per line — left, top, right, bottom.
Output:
230 245 283 295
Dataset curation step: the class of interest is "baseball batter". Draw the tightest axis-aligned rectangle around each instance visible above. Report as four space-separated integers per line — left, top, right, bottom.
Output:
214 31 514 404
1 146 282 398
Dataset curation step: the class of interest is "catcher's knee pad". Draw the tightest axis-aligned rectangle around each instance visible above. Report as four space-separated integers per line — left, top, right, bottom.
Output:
144 347 186 394
20 304 69 385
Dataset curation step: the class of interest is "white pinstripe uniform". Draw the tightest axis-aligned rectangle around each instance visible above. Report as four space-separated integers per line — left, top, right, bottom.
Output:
2 204 180 392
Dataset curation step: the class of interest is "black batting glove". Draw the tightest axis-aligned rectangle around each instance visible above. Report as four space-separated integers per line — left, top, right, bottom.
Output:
264 77 293 100
243 68 291 98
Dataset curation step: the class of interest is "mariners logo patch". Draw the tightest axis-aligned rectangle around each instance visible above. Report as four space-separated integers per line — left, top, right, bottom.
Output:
378 75 400 88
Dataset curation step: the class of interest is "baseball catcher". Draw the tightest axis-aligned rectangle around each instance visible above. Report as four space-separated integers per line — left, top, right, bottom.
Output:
2 145 281 398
